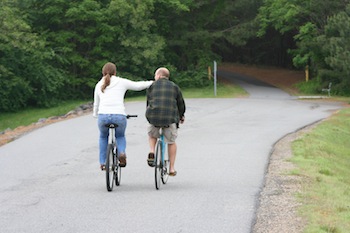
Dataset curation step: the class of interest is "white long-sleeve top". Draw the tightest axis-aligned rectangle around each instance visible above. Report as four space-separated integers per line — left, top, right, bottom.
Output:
93 75 153 117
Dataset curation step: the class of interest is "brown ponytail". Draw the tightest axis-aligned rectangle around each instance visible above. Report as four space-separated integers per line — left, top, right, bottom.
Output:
101 62 117 93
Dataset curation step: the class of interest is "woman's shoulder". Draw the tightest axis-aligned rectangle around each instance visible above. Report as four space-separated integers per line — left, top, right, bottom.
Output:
114 76 130 83
95 78 104 86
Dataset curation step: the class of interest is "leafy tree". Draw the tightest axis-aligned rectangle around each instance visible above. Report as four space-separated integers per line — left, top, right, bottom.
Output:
318 4 350 94
0 0 66 111
104 0 168 77
22 0 106 97
23 0 188 96
257 0 350 94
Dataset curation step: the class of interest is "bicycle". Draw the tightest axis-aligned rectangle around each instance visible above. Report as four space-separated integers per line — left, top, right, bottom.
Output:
105 114 137 192
154 127 170 190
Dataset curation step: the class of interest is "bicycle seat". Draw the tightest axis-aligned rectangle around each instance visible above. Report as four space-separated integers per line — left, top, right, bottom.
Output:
105 123 118 128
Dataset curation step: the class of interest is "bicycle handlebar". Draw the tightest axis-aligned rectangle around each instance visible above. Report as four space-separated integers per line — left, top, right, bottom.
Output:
126 115 138 119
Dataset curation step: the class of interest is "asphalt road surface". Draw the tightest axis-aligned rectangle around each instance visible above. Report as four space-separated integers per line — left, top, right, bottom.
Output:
0 70 343 233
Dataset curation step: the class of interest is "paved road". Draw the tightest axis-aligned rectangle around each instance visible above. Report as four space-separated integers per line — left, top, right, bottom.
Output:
0 70 343 233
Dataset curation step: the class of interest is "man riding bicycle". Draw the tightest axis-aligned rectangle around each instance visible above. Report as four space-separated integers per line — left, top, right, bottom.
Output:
145 67 186 176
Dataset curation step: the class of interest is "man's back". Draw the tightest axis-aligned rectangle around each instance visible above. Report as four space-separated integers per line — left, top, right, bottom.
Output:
146 78 185 126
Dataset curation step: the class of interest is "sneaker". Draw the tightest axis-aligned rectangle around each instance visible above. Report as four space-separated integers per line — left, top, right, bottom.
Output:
119 153 127 167
147 153 155 167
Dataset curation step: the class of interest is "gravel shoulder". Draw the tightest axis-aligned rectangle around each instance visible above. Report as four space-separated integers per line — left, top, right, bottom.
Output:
251 124 317 233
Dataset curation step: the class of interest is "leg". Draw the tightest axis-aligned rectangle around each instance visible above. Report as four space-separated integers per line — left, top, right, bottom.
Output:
164 124 178 175
114 114 127 155
147 125 160 167
168 143 177 174
147 136 157 167
149 136 157 153
114 114 127 167
98 114 109 166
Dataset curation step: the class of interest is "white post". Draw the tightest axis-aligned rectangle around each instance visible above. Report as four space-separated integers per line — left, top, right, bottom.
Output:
214 61 217 96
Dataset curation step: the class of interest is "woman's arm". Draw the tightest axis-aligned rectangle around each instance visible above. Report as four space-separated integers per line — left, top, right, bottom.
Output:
122 78 153 91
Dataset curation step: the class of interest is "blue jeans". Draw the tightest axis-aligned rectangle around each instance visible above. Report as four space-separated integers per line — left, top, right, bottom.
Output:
98 114 127 165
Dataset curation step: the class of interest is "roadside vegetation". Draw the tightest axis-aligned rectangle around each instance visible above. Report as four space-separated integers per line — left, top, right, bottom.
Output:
291 107 350 233
2 1 350 113
0 100 89 132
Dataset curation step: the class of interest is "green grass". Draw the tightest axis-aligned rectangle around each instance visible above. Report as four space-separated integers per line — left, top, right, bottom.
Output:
0 82 246 132
182 82 247 98
291 107 350 233
126 82 247 100
0 100 89 131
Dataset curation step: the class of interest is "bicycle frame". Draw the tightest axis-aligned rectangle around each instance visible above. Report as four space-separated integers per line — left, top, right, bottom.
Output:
159 134 166 164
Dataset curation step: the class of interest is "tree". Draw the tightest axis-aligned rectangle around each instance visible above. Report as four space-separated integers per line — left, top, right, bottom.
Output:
0 0 66 111
23 0 187 96
318 4 350 94
256 0 350 94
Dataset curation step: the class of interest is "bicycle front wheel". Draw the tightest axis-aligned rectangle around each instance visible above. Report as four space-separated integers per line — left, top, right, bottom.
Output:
106 144 115 192
154 139 162 190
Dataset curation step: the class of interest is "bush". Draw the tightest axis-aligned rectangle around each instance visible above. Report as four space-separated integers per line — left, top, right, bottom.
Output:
0 75 32 112
172 69 211 88
295 79 322 95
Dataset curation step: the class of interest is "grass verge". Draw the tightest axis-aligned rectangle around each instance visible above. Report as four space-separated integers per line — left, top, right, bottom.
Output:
291 107 350 233
182 82 246 98
0 100 89 132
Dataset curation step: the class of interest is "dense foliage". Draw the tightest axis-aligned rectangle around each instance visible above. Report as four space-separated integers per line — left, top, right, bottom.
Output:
256 0 350 94
1 0 350 111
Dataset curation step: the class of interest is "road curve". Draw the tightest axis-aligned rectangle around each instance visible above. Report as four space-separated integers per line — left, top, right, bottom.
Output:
0 70 343 233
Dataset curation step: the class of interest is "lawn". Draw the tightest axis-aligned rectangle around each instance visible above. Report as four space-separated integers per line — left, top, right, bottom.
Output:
291 107 350 233
0 100 89 132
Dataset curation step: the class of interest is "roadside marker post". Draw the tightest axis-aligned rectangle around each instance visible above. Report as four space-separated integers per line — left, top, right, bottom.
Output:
214 61 217 96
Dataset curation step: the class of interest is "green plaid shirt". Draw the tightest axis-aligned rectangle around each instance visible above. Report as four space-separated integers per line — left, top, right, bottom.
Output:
146 78 186 126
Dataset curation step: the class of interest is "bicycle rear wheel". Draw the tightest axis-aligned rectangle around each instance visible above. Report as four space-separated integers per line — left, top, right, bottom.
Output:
106 144 115 191
154 140 162 190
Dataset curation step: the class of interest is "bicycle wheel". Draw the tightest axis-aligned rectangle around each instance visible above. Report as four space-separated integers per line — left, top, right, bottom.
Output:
115 155 121 186
154 139 162 190
161 145 169 184
106 144 115 192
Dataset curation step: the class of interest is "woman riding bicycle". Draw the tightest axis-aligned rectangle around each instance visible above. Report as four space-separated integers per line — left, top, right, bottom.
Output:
93 62 153 170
